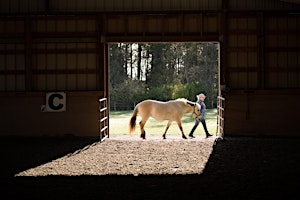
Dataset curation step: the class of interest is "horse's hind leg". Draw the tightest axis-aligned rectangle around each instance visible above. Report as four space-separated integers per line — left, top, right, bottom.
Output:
139 118 148 139
162 121 172 139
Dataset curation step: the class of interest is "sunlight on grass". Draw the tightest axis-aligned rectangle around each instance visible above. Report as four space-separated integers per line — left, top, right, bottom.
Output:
109 109 217 137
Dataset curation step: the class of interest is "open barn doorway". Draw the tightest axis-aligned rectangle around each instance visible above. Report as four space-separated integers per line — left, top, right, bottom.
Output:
108 42 221 139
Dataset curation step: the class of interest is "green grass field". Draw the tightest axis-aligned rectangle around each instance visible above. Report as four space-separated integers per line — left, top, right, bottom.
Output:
109 109 217 137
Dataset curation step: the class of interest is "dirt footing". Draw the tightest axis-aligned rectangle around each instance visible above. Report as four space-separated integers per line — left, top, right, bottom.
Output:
1 136 299 200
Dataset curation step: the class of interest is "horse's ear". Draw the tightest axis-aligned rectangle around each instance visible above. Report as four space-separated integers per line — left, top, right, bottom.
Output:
186 101 195 107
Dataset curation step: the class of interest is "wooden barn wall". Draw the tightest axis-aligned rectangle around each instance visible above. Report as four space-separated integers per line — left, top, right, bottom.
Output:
224 12 300 136
0 0 222 13
1 0 300 13
30 16 99 91
1 0 300 138
0 12 219 137
225 91 300 136
0 93 102 137
0 16 106 137
0 16 100 92
104 13 220 42
229 0 300 10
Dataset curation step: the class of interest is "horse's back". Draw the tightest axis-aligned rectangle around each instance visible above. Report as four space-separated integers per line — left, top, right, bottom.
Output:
138 99 184 109
136 99 184 120
137 99 166 112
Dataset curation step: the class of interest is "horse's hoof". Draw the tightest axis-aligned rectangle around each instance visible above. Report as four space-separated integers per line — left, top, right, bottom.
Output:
182 135 187 139
141 132 146 139
140 135 146 139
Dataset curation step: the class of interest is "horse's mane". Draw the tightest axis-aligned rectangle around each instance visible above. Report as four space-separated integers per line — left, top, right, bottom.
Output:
174 98 190 104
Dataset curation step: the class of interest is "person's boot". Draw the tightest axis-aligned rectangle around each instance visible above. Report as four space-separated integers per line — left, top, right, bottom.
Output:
201 120 212 138
206 133 213 138
189 122 198 138
188 130 195 138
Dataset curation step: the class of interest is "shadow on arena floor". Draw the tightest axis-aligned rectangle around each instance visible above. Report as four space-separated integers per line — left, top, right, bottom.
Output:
1 136 299 200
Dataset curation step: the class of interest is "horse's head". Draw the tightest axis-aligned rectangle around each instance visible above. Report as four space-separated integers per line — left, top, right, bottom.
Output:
191 103 202 121
186 100 202 121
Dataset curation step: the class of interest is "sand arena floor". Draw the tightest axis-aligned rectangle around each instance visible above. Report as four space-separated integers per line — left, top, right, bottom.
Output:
15 134 216 176
1 135 300 200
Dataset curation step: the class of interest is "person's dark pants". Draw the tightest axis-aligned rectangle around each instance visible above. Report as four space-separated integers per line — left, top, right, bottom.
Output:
189 119 210 137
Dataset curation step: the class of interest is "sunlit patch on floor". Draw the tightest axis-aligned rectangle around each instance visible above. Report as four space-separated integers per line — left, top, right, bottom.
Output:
15 135 216 176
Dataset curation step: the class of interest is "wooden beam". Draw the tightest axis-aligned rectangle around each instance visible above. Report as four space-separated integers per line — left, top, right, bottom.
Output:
24 16 32 92
105 35 219 43
258 12 265 89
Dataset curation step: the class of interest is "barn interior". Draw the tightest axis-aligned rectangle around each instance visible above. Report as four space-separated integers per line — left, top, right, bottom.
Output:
1 0 300 199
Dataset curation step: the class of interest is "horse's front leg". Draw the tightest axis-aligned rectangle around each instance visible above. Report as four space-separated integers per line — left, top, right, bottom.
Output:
177 121 187 139
162 121 172 139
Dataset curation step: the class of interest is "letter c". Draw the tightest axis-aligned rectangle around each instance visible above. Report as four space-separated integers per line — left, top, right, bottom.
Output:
48 93 64 110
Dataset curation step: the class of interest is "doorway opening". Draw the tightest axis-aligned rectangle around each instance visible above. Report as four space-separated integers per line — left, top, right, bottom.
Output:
108 42 220 138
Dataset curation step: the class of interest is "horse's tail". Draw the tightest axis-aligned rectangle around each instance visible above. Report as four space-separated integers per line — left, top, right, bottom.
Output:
129 106 138 134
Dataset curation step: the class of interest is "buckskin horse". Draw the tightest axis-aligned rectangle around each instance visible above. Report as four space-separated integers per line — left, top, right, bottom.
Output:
129 98 202 139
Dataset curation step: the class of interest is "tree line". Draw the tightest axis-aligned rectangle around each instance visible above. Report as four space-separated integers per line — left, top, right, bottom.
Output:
109 42 219 110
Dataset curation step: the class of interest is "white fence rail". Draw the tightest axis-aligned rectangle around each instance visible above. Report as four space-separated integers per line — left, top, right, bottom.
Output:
99 98 109 142
217 96 225 138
